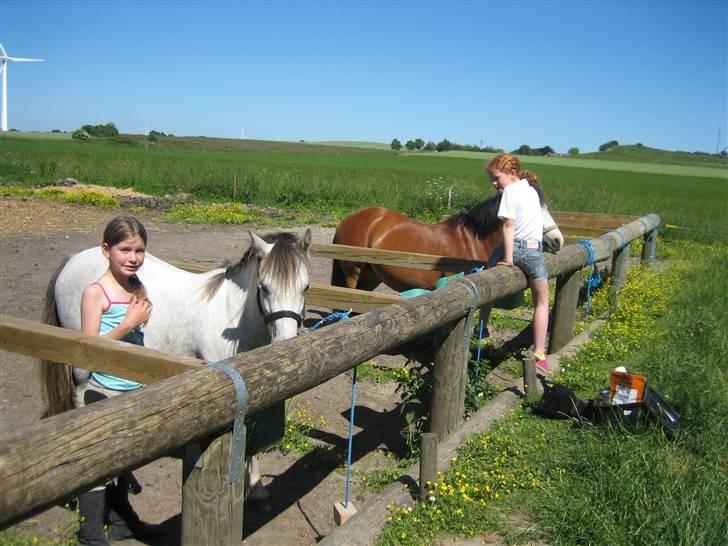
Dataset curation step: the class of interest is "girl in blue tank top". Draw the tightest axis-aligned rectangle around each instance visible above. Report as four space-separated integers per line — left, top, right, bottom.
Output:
76 216 158 546
80 216 153 391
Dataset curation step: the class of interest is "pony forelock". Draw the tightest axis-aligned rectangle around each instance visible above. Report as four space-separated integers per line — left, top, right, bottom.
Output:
203 232 309 299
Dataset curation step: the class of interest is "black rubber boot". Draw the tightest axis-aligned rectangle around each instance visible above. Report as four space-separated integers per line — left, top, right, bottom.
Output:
106 476 164 541
77 490 110 546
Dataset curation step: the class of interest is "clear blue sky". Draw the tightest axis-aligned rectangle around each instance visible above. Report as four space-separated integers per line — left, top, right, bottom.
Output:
2 0 726 153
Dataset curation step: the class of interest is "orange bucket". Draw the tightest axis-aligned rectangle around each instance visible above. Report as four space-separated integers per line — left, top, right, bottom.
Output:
610 371 646 405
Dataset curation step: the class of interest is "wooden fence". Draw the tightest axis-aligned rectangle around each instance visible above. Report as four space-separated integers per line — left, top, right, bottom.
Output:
0 213 659 544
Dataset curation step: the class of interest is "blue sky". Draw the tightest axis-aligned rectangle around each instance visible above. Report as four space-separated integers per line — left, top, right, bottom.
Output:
1 0 726 153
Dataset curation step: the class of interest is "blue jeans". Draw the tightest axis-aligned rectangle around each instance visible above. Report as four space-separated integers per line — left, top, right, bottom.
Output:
489 240 549 281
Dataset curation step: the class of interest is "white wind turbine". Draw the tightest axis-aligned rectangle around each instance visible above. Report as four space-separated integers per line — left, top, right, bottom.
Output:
0 43 44 132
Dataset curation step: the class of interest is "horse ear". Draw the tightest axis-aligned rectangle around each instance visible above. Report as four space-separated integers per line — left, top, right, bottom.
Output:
249 230 271 255
299 229 312 254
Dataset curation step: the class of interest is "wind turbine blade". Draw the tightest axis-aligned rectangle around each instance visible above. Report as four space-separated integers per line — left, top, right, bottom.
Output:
0 44 6 57
7 57 44 62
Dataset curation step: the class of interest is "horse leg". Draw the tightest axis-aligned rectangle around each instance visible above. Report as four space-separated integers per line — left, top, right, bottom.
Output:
354 264 382 291
71 367 92 408
330 259 362 289
245 455 272 511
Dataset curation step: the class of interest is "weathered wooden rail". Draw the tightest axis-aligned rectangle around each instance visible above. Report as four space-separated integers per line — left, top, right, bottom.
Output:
0 213 659 543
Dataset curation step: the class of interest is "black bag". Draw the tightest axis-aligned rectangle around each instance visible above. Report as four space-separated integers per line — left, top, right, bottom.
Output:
534 381 588 419
535 380 682 439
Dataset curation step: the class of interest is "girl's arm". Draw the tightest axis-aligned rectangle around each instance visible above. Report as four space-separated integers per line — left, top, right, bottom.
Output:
80 284 105 337
499 218 515 265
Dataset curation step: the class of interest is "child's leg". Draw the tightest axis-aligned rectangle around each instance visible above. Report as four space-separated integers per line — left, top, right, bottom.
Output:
530 278 549 355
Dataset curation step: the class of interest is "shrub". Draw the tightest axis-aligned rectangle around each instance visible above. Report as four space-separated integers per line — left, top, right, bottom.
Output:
37 188 119 208
71 128 90 140
165 203 267 224
568 147 580 156
81 122 119 137
436 139 453 152
599 140 619 152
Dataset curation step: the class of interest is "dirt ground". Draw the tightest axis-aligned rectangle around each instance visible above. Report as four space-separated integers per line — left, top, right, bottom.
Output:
0 196 413 545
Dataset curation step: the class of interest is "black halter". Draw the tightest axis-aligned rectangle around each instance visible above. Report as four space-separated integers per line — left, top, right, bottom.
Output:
256 287 304 327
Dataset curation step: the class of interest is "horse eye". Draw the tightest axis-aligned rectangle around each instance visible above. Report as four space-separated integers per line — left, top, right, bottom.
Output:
259 284 270 295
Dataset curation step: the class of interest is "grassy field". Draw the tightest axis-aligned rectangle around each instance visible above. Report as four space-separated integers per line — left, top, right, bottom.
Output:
379 241 728 545
1 133 726 242
415 147 727 178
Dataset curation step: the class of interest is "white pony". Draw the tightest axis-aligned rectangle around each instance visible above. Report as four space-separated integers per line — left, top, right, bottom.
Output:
39 229 312 500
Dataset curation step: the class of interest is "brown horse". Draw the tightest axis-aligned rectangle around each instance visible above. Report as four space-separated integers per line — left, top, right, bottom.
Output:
330 193 563 293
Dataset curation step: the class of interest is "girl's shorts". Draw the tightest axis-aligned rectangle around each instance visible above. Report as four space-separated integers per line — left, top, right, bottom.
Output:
489 241 549 281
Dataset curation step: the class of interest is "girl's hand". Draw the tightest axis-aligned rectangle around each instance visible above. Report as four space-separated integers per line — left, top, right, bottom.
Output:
497 260 513 266
124 297 152 329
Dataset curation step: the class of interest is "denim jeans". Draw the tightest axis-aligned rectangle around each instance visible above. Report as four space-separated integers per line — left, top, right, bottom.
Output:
489 240 548 281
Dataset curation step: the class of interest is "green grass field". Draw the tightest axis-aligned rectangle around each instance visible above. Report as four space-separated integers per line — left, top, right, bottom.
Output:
1 133 725 242
414 147 727 178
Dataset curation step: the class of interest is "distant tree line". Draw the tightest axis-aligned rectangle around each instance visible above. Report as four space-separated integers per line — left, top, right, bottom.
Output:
510 144 556 156
390 138 502 153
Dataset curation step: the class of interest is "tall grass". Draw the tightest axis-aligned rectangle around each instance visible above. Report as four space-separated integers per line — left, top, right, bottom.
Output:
534 243 728 545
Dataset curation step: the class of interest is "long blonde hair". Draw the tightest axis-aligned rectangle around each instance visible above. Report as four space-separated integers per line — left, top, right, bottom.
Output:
487 152 544 205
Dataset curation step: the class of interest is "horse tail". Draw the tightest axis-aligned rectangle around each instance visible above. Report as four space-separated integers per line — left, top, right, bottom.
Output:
38 257 75 417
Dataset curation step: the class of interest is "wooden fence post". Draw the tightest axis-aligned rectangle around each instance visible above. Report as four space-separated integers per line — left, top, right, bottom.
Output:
522 356 539 402
429 317 470 440
182 430 245 546
609 244 629 314
641 229 657 264
548 269 581 354
419 432 438 500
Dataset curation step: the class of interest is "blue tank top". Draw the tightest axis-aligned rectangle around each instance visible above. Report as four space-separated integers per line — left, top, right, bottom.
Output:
89 283 144 391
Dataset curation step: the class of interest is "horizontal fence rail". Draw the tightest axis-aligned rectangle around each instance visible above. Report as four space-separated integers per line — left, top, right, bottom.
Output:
0 315 203 383
0 214 659 527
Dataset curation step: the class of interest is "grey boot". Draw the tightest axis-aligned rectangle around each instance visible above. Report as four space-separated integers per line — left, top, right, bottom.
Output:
77 490 110 546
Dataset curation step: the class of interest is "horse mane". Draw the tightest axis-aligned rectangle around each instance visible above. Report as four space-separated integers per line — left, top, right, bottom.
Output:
445 193 503 239
203 232 309 300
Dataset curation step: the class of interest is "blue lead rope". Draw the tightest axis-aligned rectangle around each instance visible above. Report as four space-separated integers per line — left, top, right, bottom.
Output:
344 365 357 508
577 240 602 316
306 310 356 508
306 310 352 332
469 266 487 370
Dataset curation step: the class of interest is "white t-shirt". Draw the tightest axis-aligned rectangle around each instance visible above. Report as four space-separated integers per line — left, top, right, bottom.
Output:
497 179 543 241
